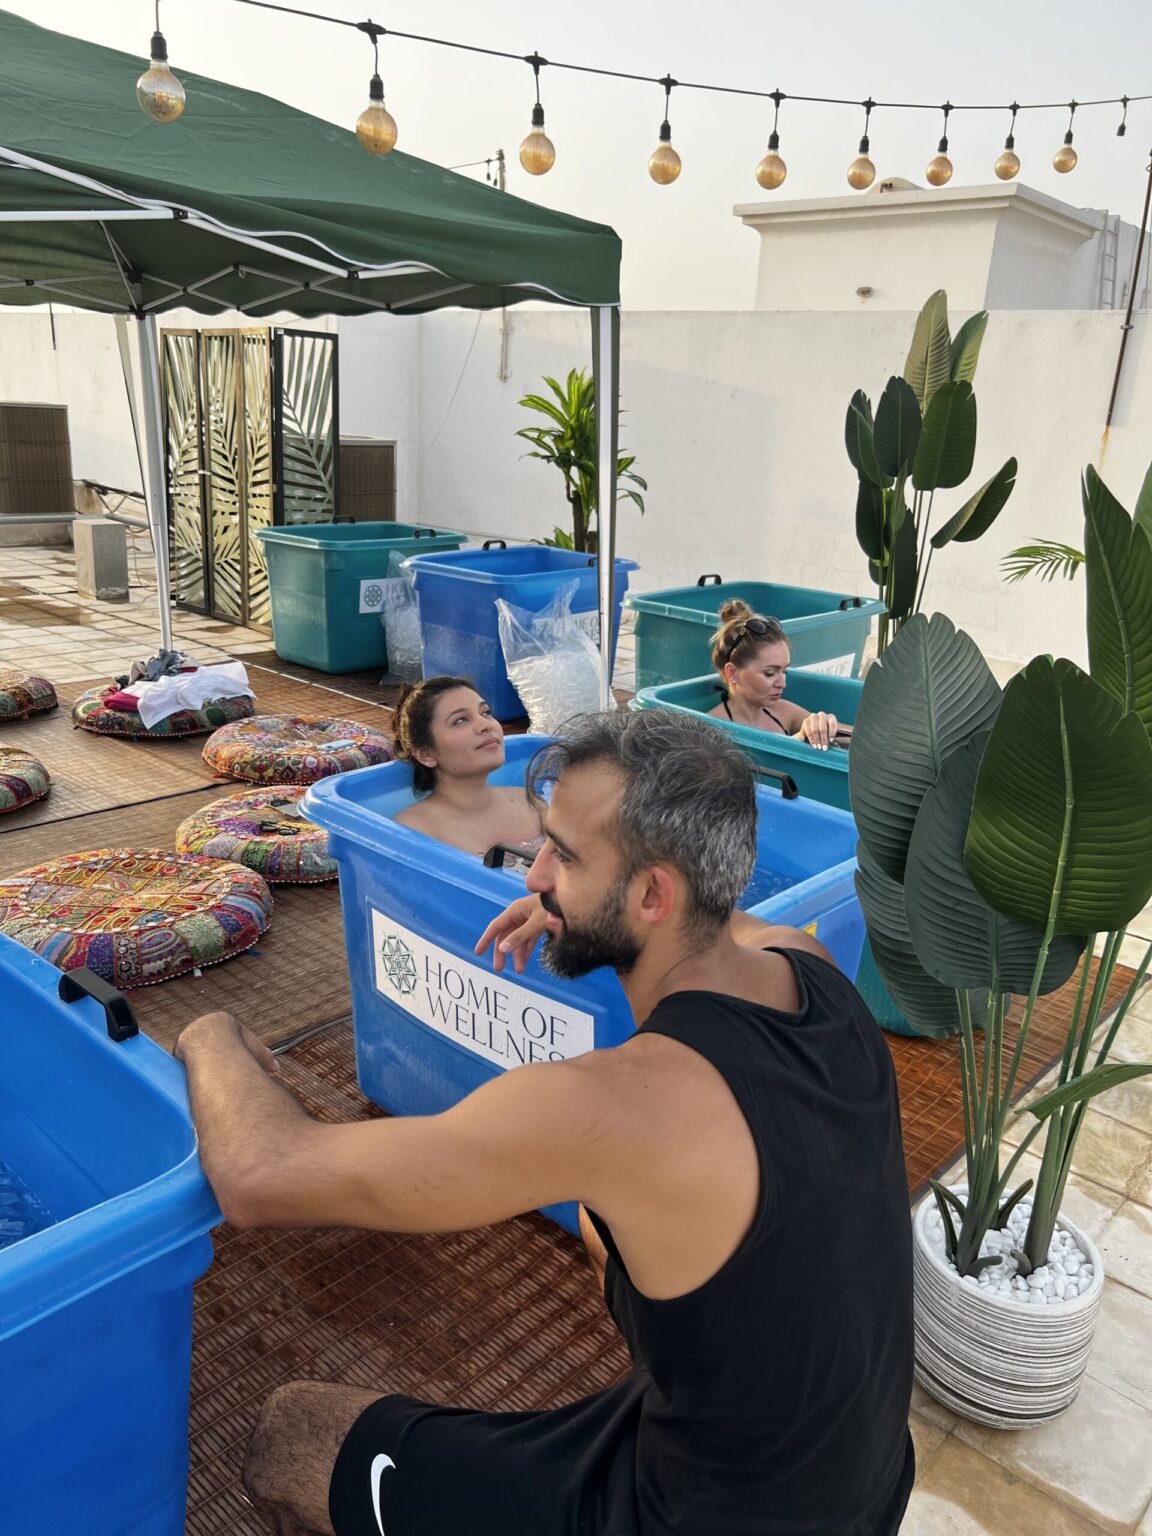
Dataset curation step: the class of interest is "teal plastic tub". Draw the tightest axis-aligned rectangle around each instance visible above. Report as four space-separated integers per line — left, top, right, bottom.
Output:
0 936 220 1534
630 672 862 812
257 522 468 673
625 574 885 690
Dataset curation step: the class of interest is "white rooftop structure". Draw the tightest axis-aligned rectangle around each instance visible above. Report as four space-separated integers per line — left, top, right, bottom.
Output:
735 180 1148 313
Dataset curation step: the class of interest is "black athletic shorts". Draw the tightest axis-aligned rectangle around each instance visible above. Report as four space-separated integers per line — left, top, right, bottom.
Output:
328 1374 646 1535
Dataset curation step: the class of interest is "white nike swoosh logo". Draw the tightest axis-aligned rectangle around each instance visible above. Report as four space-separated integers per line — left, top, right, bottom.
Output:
369 1452 396 1536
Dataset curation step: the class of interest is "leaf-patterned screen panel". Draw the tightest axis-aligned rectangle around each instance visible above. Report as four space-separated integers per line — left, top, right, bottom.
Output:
242 330 274 628
272 329 340 527
202 330 246 625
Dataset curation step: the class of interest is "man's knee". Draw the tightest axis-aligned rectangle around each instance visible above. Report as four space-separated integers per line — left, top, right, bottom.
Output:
244 1382 320 1499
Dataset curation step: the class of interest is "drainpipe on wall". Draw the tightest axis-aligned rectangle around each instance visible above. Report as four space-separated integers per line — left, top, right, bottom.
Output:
1103 148 1152 444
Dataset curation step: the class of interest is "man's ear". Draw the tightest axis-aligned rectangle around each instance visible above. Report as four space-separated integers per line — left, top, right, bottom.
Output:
635 865 678 928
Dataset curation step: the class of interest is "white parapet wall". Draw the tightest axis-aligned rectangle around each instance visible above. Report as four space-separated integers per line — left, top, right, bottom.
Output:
2 301 1149 672
345 304 1151 672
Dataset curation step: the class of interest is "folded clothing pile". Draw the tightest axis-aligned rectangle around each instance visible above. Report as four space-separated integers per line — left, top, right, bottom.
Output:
106 661 255 728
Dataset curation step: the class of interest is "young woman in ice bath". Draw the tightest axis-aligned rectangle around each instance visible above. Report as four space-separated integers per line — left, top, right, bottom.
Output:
708 600 851 751
393 675 545 857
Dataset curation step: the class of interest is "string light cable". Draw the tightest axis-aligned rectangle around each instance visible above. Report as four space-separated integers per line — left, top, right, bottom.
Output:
144 1 1149 189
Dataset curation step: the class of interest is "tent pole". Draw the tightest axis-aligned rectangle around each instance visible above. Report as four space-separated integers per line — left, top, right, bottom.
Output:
591 305 620 710
135 312 175 654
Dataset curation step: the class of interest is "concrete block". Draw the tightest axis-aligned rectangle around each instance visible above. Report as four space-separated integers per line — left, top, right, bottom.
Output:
73 516 129 602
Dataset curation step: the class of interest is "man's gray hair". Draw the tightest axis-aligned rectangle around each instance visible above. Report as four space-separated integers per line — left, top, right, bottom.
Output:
528 709 757 936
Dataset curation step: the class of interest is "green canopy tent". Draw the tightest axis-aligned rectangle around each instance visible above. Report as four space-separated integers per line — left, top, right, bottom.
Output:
0 9 624 700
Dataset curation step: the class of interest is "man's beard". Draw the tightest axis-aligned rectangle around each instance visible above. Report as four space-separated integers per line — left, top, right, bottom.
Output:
539 878 641 979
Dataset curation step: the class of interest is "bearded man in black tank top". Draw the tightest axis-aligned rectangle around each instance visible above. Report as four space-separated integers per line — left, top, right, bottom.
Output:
176 709 915 1536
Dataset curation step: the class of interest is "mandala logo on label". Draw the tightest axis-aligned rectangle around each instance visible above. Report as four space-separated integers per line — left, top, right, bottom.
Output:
379 931 419 996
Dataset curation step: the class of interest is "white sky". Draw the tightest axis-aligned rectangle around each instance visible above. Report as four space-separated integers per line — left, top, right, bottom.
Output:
7 0 1152 308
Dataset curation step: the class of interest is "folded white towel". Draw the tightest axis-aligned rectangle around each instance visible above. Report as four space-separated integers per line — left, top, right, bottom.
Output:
130 662 254 729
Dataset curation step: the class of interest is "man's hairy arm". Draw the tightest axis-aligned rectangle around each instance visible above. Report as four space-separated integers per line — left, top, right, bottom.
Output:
176 1013 621 1235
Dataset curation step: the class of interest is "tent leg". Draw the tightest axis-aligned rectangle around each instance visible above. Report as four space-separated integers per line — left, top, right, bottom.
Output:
590 305 620 710
134 312 175 654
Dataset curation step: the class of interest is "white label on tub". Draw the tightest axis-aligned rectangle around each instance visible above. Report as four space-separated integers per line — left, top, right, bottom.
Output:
359 577 407 615
572 608 601 644
370 909 596 1069
793 653 856 678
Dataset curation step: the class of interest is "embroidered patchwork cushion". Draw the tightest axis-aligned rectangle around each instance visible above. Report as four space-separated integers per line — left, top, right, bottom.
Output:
175 786 338 884
202 714 394 785
0 848 273 988
71 686 256 738
0 669 58 720
0 749 51 814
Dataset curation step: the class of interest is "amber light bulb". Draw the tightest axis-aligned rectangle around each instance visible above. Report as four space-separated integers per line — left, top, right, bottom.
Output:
649 121 681 185
519 104 556 175
995 135 1021 180
356 74 398 155
755 130 787 190
847 135 876 190
136 30 185 122
1053 131 1078 173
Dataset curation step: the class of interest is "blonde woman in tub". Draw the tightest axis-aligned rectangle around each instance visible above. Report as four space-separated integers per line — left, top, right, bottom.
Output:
176 709 914 1536
708 599 852 751
391 674 545 862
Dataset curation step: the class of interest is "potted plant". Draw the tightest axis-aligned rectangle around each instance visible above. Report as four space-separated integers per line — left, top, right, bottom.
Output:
845 290 1018 655
516 368 646 553
849 463 1152 1426
1000 460 1152 584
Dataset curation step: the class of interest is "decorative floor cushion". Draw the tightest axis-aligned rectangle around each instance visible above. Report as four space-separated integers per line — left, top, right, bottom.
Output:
0 669 58 720
203 714 393 785
0 749 51 814
0 848 273 988
72 686 256 739
176 786 338 883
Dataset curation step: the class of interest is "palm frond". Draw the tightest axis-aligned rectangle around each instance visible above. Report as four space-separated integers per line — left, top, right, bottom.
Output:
1000 540 1085 585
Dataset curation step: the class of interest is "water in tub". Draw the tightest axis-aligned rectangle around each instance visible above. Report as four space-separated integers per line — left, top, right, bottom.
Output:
735 866 798 911
0 1158 54 1250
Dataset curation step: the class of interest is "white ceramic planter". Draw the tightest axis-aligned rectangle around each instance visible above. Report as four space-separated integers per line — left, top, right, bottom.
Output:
912 1190 1105 1428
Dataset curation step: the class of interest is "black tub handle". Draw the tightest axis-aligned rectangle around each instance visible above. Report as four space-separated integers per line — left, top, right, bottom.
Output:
483 840 542 870
697 573 722 586
838 596 863 610
482 538 507 550
59 968 140 1043
752 766 800 800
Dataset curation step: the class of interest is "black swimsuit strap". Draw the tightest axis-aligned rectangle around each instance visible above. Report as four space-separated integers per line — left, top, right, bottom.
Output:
720 689 786 734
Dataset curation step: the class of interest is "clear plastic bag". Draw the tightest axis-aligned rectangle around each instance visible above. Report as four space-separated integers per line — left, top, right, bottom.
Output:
496 578 603 733
377 552 423 684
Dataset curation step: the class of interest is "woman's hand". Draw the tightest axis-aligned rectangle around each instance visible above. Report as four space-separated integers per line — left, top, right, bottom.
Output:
475 893 548 974
797 711 839 751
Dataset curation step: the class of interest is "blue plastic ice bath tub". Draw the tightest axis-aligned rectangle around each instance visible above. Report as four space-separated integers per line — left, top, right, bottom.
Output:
304 737 865 1232
630 672 864 813
0 936 220 1536
405 545 638 719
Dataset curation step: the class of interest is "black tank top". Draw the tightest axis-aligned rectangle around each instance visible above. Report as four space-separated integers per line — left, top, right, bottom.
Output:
588 948 915 1535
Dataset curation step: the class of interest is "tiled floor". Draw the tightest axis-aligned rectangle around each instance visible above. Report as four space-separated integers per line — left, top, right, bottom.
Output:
2 538 1151 1534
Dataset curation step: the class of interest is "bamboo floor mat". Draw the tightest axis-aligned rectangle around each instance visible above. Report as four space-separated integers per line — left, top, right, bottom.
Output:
183 963 1141 1534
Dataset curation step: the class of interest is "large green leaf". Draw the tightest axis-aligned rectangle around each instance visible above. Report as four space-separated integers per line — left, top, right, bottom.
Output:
905 733 1085 992
844 392 890 489
1083 465 1152 743
949 311 989 384
932 458 1018 548
874 376 922 478
856 477 884 561
1023 1062 1152 1122
903 289 952 413
911 381 978 491
855 844 972 1038
967 657 1152 935
849 613 1002 881
1135 461 1152 543
888 507 918 622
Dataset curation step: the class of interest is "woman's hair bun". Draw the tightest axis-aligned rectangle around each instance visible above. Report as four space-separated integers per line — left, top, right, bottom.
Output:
718 598 753 625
